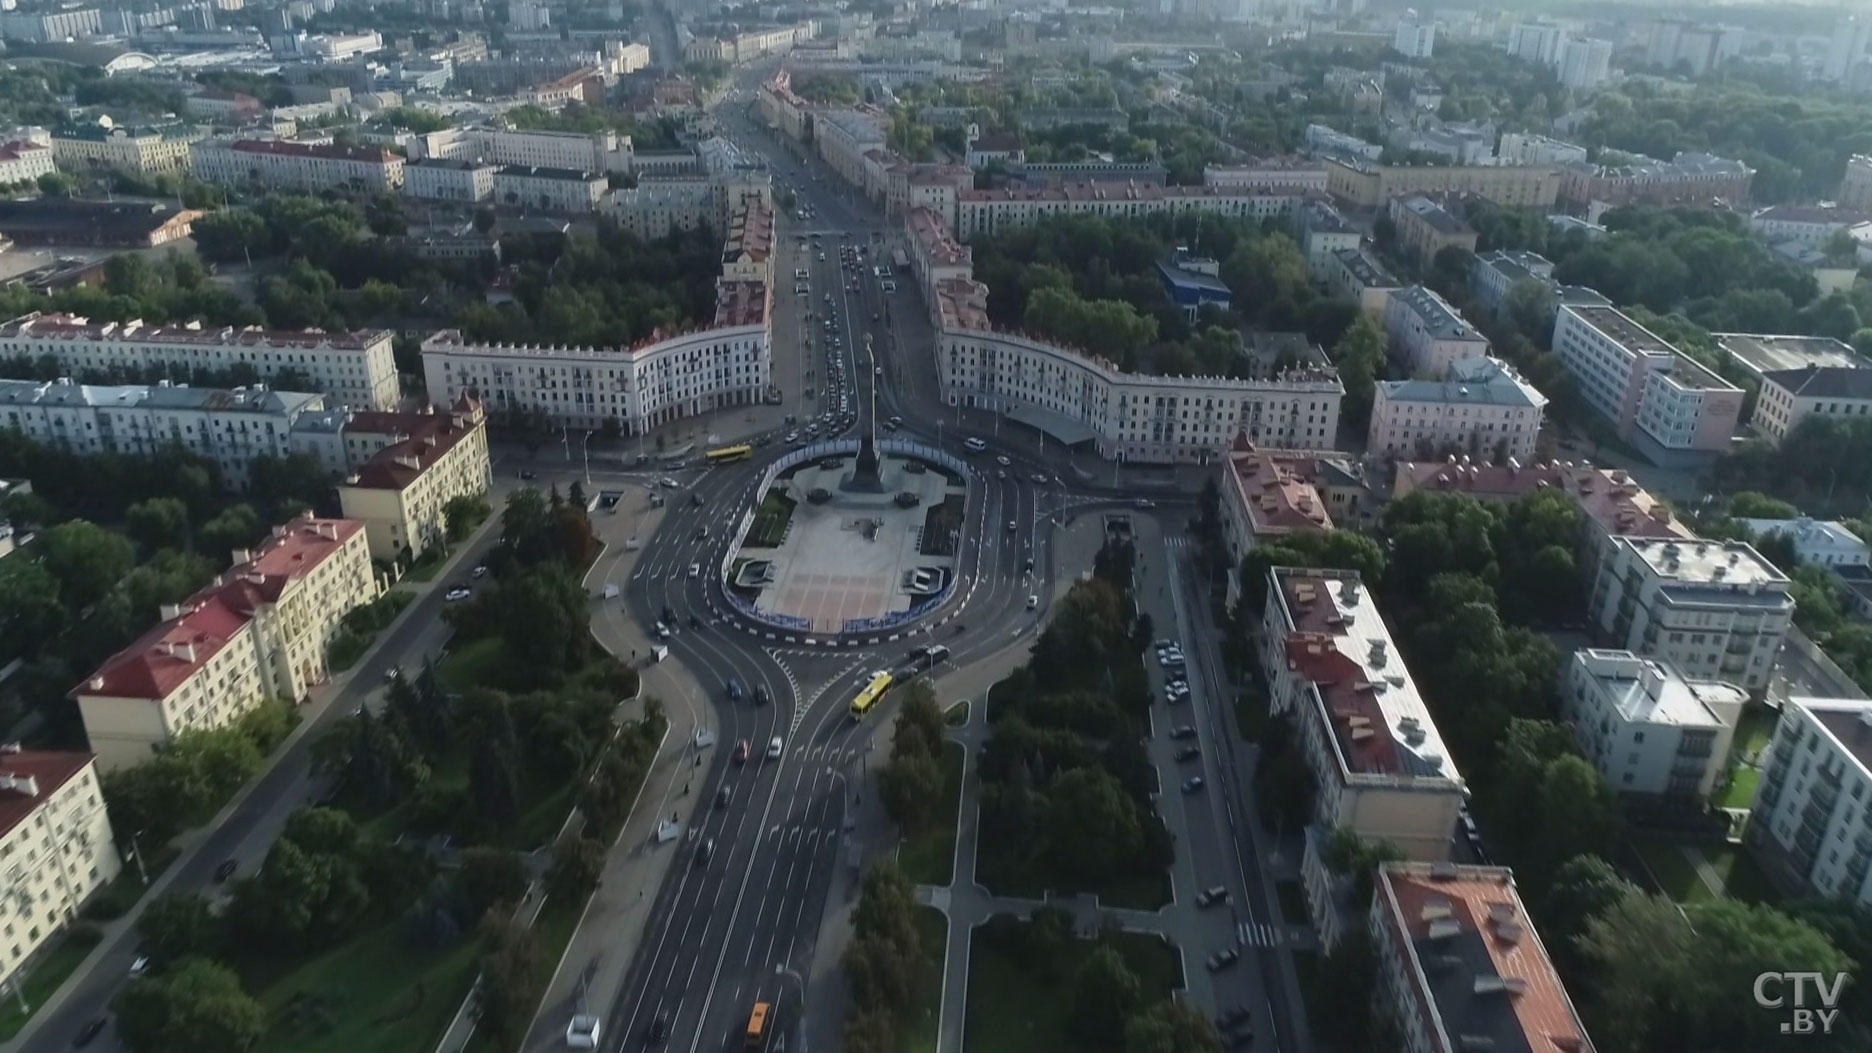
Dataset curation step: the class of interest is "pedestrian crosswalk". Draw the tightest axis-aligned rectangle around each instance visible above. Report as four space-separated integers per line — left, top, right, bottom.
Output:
1236 921 1282 948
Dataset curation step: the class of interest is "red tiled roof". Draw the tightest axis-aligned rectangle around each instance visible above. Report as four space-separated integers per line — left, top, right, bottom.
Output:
1393 460 1690 540
0 750 93 841
908 207 971 268
1283 633 1401 774
1380 865 1593 1053
75 517 366 701
347 396 483 490
713 278 770 327
1228 439 1332 536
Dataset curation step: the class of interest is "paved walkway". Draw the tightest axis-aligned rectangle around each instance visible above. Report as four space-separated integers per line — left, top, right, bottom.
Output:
1679 843 1729 899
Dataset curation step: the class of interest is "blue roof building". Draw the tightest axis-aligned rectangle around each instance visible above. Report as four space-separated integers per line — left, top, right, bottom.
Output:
1156 259 1232 322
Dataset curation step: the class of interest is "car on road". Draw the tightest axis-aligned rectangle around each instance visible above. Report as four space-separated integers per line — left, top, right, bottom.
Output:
995 455 1011 466
214 858 237 883
1026 594 1038 610
996 469 1006 479
1181 776 1205 795
688 562 700 578
716 785 731 809
754 684 771 706
1196 886 1230 908
444 585 472 602
1135 498 1156 509
128 955 151 979
1031 471 1048 484
565 1012 602 1049
383 666 401 682
695 525 710 540
1170 725 1198 739
1174 745 1201 762
646 1013 670 1044
1206 948 1241 972
72 1017 107 1047
1216 1006 1253 1031
519 469 536 480
733 740 750 764
471 564 488 578
694 838 714 867
726 678 744 701
764 735 785 760
1005 520 1016 532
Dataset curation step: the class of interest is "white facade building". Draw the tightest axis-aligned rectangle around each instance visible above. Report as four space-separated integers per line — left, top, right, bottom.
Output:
408 126 630 175
1292 199 1360 282
1393 18 1436 58
491 165 605 213
1558 38 1613 90
402 157 496 202
1382 285 1489 378
1552 304 1744 465
1587 537 1793 693
0 313 400 411
0 379 322 486
1746 695 1872 907
52 122 203 176
954 182 1311 243
1367 356 1547 465
1738 517 1870 567
1752 366 1872 444
190 138 403 192
1496 132 1587 168
0 141 56 185
1505 22 1564 65
0 750 122 992
1563 649 1742 802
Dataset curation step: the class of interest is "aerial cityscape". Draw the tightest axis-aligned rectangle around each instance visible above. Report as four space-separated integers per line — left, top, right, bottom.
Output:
0 0 1867 1050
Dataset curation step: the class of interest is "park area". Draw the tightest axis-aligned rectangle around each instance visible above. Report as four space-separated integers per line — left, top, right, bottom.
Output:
746 488 798 548
965 915 1182 1053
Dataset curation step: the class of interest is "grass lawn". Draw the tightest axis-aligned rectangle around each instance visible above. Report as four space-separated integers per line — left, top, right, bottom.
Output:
437 638 508 694
901 908 946 1053
899 742 964 886
1716 766 1761 810
1635 839 1709 901
84 843 180 922
943 700 970 727
464 896 586 1053
1732 705 1778 762
252 923 480 1053
747 489 798 548
0 928 102 1040
1699 842 1779 903
1634 839 1777 904
400 551 449 583
964 923 1180 1053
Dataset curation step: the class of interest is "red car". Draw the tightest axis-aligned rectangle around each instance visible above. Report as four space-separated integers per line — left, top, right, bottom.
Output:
733 739 750 765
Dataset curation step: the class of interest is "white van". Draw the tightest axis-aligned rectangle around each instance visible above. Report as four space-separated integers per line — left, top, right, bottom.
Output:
964 437 987 452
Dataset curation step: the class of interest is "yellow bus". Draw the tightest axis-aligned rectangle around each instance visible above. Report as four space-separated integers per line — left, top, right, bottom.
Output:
706 444 754 463
849 671 894 719
746 1002 770 1048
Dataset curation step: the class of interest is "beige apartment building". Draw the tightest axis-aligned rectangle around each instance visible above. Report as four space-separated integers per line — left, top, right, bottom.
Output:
0 750 122 990
337 395 491 562
73 516 378 770
1260 567 1465 862
1326 160 1561 209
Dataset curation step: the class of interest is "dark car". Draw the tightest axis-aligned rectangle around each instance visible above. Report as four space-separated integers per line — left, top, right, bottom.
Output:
1174 745 1201 763
1216 1006 1253 1031
753 684 771 706
1170 725 1198 739
214 859 237 883
518 469 536 480
72 1017 107 1048
1206 948 1242 972
716 785 731 809
648 1012 669 1043
694 838 714 867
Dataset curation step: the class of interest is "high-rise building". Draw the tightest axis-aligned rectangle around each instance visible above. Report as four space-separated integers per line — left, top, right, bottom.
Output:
1505 22 1564 66
1825 14 1871 84
1393 17 1436 59
1558 37 1612 90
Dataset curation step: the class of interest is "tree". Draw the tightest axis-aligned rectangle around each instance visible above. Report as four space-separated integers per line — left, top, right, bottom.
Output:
38 519 136 608
444 494 490 540
1124 998 1222 1053
1069 946 1142 1050
1043 767 1141 881
494 567 591 676
0 557 67 661
469 734 521 832
1320 826 1405 905
137 892 222 964
1237 529 1386 609
198 504 262 562
1330 313 1386 426
892 681 945 761
547 832 605 901
113 957 265 1053
190 208 268 263
36 171 72 197
473 915 543 1046
1540 854 1635 975
126 497 191 552
879 750 945 832
457 847 528 920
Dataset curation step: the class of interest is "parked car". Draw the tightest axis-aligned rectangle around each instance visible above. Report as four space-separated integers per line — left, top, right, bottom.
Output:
128 956 150 979
1216 1006 1253 1031
1175 745 1201 762
471 564 488 578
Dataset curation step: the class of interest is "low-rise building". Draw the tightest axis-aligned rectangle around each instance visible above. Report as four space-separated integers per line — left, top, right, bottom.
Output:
74 516 378 770
1560 151 1754 210
605 176 713 238
0 312 399 411
1013 160 1167 189
1495 132 1587 167
0 140 56 185
1468 249 1555 323
1203 160 1329 193
0 199 196 248
1262 568 1465 861
963 130 1023 169
1587 537 1792 693
51 120 204 175
1552 305 1744 466
1304 123 1383 163
954 181 1310 242
1292 199 1361 282
1215 435 1368 603
1329 247 1401 316
1745 695 1872 906
1563 649 1743 804
1751 365 1872 444
187 87 263 123
402 157 496 202
1383 285 1489 377
1368 356 1546 464
409 126 629 175
1155 258 1231 321
1388 194 1477 265
492 165 605 213
1749 204 1872 248
191 138 404 192
336 396 490 563
0 749 122 992
0 378 322 487
1327 160 1561 209
1358 862 1594 1052
1738 517 1870 567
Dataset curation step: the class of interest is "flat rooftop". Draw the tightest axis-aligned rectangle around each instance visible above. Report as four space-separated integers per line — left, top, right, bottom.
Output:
1569 304 1676 358
1624 537 1786 588
1801 696 1872 776
1716 332 1865 377
1574 649 1741 728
